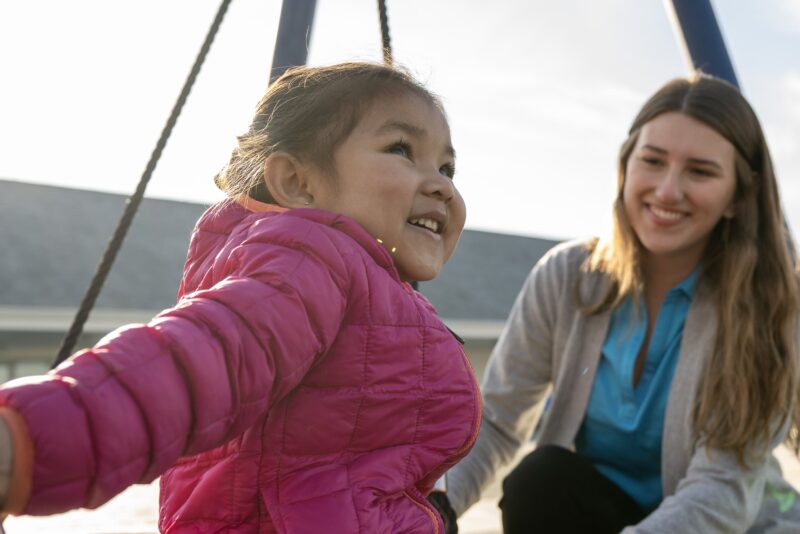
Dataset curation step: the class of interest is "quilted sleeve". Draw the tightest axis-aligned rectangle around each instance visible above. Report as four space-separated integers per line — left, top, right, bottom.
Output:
0 222 350 515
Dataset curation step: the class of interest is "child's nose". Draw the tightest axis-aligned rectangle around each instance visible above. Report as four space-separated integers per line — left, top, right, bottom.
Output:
423 169 456 202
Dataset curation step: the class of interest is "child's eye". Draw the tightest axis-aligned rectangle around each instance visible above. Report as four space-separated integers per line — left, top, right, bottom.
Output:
387 141 412 158
440 162 456 179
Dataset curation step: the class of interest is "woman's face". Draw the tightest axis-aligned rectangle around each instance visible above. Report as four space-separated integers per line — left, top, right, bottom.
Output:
623 112 737 269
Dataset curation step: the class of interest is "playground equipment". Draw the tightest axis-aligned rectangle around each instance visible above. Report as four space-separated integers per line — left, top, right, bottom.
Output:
52 0 740 368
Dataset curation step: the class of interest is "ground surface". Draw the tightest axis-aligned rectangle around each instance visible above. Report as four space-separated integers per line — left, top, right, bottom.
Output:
4 445 800 534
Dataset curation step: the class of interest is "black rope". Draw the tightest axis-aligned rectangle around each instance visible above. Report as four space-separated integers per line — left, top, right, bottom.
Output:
377 0 392 65
376 1 415 290
53 0 233 368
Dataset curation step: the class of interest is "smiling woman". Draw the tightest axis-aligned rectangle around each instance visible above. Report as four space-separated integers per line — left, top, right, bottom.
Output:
623 112 737 282
444 73 800 534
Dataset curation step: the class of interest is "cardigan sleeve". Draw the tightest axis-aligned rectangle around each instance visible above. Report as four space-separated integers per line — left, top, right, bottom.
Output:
0 226 350 516
622 429 789 534
446 243 568 516
624 313 800 533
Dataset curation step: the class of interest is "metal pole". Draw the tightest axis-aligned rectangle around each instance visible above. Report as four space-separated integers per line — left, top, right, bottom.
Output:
665 1 798 255
665 0 739 88
270 0 317 84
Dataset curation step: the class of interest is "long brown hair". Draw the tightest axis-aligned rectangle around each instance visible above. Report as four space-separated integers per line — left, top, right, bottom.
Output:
214 62 443 202
583 73 800 463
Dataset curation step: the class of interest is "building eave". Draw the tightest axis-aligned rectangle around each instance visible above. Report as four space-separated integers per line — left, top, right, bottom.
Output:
1 307 507 342
440 319 506 341
0 306 161 333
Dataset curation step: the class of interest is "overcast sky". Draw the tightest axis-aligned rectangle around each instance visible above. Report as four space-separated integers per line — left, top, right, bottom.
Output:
1 0 798 241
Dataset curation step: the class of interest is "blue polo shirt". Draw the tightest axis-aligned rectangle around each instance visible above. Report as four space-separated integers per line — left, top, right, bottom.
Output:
574 269 698 511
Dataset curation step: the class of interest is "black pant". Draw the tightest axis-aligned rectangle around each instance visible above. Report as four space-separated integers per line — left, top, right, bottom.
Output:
499 445 648 534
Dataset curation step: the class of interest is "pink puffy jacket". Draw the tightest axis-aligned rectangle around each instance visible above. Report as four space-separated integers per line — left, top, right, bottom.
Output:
0 202 481 533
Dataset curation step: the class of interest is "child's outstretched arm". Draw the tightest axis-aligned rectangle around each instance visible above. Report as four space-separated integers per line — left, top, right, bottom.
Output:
0 214 350 516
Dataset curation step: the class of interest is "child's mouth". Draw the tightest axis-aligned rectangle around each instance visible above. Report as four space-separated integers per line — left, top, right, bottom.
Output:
407 215 445 235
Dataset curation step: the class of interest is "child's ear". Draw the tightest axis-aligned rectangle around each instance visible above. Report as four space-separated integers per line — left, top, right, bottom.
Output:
263 152 314 208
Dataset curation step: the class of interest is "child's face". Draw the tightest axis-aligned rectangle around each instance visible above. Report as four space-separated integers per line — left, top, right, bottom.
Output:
310 93 466 282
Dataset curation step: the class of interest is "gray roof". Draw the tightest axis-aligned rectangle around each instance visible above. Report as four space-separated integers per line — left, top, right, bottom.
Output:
0 180 203 310
420 230 558 320
0 179 559 320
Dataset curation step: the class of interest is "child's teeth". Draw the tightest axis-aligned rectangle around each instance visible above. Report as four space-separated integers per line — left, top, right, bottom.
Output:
409 218 440 233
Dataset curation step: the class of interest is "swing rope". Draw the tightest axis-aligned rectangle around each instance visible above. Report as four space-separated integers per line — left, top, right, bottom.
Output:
378 0 392 65
53 0 233 368
375 1 417 288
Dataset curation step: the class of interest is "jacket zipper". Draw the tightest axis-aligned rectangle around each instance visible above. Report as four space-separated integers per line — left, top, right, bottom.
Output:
454 349 483 456
409 348 480 534
404 489 440 534
417 346 482 496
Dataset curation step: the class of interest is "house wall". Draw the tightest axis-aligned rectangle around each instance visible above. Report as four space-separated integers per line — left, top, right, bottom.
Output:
0 331 105 380
0 306 157 380
0 330 499 384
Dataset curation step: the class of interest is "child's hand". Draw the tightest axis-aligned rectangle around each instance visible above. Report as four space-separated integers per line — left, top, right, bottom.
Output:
427 491 458 534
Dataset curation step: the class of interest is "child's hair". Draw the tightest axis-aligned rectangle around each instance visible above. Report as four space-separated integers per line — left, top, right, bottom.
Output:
584 72 800 463
214 62 444 203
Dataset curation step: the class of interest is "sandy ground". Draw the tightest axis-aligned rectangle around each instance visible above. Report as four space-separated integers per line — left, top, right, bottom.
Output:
3 445 800 534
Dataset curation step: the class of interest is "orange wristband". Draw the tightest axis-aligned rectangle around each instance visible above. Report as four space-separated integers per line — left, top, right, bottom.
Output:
0 407 33 515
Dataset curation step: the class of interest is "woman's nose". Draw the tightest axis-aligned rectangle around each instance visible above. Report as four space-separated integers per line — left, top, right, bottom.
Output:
654 168 684 203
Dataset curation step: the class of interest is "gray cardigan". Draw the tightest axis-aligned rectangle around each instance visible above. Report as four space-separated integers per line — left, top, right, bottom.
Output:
448 240 800 533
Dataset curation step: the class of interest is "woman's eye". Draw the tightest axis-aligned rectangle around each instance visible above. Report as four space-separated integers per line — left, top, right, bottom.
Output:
641 157 662 166
690 167 714 177
440 162 456 178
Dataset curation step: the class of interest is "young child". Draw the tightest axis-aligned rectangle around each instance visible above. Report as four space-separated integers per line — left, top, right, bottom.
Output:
0 62 480 533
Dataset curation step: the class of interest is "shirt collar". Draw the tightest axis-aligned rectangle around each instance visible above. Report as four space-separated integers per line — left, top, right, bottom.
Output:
670 267 700 299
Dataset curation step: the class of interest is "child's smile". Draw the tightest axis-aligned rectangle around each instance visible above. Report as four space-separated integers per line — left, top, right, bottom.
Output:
308 93 466 281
